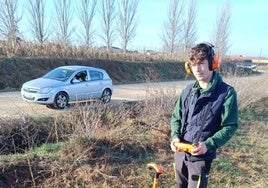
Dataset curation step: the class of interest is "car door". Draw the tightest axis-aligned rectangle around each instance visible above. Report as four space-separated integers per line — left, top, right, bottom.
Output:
67 70 89 101
85 70 104 99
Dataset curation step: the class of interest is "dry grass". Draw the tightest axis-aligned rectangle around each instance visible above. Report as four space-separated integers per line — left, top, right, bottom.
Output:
225 73 268 110
0 73 267 187
0 42 185 62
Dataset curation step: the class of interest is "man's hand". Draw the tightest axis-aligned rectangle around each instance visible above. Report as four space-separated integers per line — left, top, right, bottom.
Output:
192 142 208 155
170 138 180 152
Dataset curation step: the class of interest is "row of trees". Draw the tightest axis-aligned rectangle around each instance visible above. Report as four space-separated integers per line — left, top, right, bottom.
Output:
0 0 231 58
0 0 139 54
162 0 231 57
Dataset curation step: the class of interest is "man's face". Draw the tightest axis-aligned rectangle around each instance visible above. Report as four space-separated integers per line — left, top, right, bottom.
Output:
190 59 213 83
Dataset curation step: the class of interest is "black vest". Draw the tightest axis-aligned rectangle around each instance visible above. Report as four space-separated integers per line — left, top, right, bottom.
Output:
180 81 231 161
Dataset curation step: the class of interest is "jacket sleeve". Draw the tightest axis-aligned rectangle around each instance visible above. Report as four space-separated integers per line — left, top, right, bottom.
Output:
170 94 183 141
205 88 239 150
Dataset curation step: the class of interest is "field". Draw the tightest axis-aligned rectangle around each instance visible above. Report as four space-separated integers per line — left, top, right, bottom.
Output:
0 72 267 187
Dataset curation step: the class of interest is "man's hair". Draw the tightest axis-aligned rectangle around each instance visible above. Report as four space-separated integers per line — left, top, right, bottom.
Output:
188 43 213 64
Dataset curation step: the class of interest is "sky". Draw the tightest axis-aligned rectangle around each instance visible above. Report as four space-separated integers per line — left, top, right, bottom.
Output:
19 0 268 58
131 0 268 57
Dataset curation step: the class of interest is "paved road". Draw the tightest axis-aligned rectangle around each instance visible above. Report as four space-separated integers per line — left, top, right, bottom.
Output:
0 80 191 119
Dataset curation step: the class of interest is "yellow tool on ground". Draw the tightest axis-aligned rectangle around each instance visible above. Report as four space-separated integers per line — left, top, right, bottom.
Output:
147 163 163 188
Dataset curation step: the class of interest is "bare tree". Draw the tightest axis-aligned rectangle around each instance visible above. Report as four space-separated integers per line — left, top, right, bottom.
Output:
77 0 97 46
212 1 231 58
99 0 116 52
117 0 139 53
53 0 73 45
161 0 184 55
27 0 48 44
0 0 21 48
182 0 198 55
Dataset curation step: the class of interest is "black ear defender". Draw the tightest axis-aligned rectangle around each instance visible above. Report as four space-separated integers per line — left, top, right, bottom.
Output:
184 43 220 74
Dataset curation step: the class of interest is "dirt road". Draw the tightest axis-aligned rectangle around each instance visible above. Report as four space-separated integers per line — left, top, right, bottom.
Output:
0 80 191 119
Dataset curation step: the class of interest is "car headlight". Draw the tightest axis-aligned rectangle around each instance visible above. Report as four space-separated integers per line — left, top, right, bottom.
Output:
39 87 52 94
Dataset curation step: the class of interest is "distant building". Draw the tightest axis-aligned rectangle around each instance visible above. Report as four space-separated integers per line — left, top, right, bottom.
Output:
144 50 157 55
98 46 123 53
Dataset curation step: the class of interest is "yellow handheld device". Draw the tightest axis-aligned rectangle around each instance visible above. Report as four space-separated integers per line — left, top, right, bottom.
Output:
173 142 195 153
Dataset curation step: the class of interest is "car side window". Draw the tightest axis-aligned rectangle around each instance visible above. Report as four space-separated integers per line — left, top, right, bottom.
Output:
89 71 103 81
73 71 88 83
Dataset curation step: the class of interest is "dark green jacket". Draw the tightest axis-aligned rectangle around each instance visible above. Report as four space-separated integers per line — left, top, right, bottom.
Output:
171 72 238 159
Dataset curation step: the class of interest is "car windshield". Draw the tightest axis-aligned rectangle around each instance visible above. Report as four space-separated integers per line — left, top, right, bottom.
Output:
43 68 75 81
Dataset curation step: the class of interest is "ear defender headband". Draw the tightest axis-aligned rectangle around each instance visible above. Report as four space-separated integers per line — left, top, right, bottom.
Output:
184 43 220 74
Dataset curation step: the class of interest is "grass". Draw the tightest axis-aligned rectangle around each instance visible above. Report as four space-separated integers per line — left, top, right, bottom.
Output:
209 118 268 187
0 73 267 187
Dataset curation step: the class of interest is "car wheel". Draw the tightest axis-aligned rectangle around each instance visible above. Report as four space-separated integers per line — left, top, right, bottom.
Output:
54 92 69 109
101 89 112 103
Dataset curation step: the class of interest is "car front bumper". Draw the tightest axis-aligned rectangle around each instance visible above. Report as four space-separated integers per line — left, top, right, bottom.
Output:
21 91 55 105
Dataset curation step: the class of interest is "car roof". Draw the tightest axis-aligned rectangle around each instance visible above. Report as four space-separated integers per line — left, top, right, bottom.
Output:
58 65 105 72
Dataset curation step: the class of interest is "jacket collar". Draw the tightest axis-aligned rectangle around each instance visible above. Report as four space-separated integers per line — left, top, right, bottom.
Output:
192 71 222 94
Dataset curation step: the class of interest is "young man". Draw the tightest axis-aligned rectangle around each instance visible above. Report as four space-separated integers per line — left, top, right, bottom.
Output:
170 43 238 188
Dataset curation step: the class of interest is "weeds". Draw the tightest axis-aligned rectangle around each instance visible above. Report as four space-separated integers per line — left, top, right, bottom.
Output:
225 74 268 110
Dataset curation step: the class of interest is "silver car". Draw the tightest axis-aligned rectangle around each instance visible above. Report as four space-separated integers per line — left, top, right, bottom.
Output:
21 65 113 109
